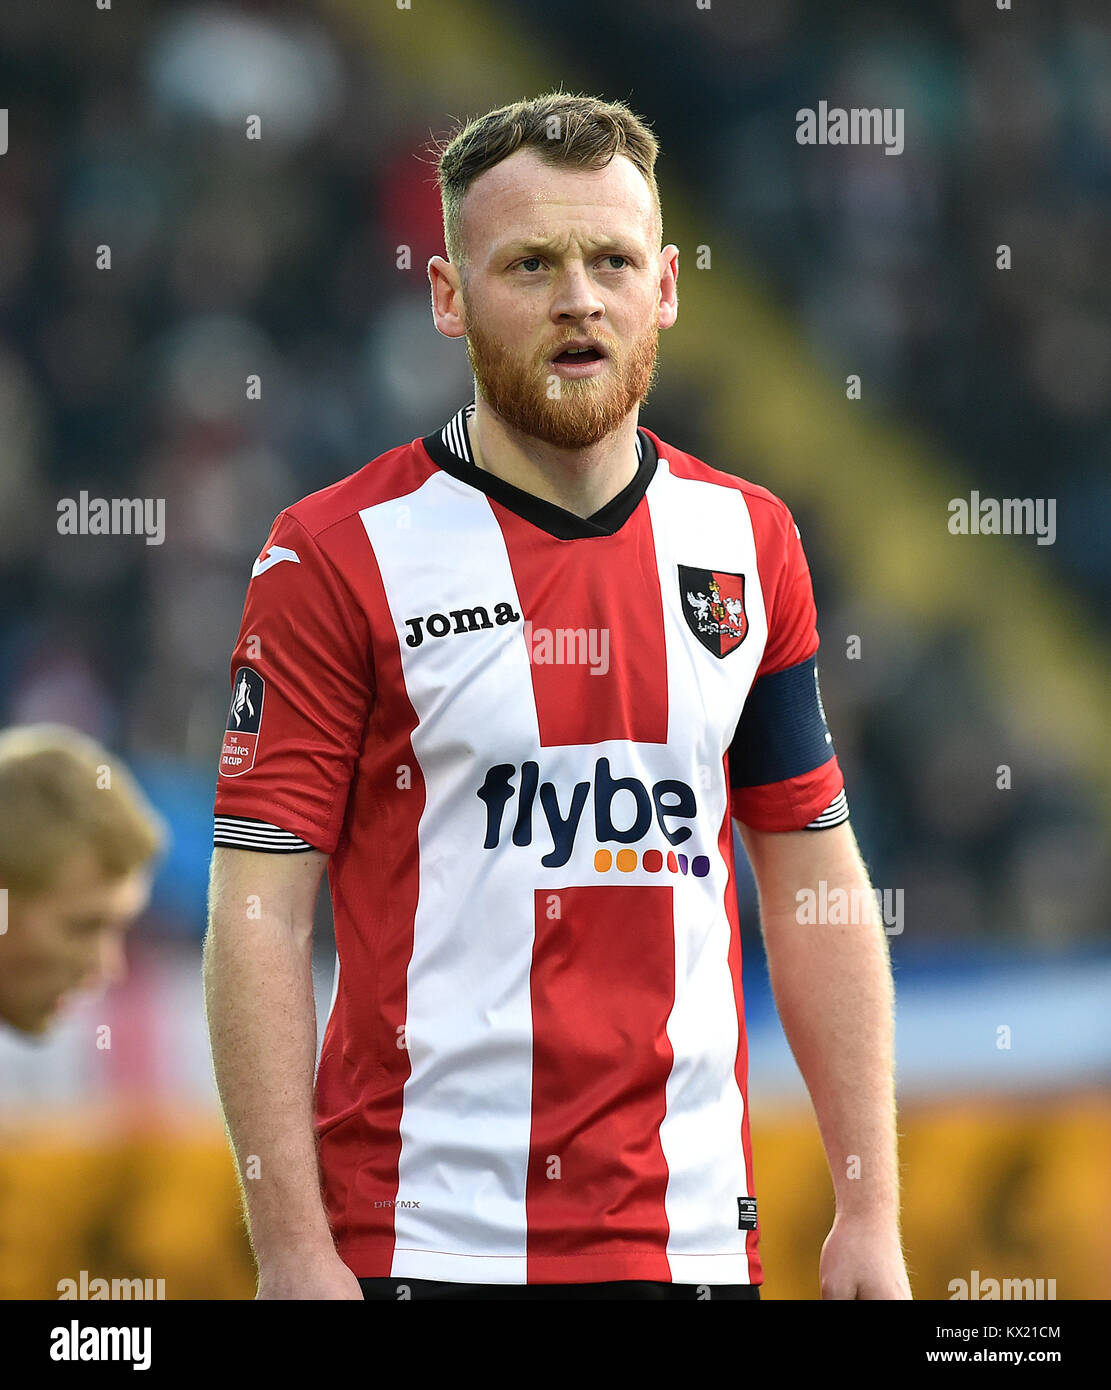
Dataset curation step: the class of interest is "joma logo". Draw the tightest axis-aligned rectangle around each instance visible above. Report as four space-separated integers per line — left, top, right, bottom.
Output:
404 603 520 647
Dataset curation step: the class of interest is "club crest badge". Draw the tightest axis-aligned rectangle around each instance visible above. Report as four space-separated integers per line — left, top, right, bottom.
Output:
679 566 748 658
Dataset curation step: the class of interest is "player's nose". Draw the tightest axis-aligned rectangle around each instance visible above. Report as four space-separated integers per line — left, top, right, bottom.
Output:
549 264 605 322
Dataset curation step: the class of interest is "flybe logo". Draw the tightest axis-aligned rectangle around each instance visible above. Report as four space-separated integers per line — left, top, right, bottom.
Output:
476 757 711 875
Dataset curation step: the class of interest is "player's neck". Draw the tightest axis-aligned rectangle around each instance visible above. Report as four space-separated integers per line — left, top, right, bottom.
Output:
468 398 640 520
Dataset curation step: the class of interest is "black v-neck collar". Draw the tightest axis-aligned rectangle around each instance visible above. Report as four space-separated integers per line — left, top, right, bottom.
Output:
420 402 658 540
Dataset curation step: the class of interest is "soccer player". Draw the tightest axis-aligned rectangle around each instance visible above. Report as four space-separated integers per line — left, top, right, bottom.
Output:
0 724 165 1037
205 93 912 1301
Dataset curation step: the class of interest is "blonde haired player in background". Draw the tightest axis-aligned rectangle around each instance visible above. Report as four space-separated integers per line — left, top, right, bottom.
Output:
0 724 166 1037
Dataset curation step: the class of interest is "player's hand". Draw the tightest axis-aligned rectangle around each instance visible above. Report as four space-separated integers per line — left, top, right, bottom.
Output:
255 1251 365 1300
818 1211 912 1299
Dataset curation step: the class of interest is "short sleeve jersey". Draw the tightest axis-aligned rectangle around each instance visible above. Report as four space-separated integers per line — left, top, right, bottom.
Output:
213 402 848 1286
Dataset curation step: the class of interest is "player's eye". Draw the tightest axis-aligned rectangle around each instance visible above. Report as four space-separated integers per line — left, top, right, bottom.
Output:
515 255 630 272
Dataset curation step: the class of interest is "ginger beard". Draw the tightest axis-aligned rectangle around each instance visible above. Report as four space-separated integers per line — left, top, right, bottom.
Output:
462 295 661 450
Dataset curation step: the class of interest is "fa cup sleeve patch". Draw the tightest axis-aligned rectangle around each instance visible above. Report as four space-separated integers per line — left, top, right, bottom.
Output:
220 667 265 777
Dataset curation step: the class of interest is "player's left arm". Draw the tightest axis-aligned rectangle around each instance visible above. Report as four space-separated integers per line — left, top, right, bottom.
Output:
737 815 912 1300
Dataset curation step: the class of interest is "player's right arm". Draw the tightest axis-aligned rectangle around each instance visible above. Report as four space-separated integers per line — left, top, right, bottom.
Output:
205 508 375 1301
203 845 363 1300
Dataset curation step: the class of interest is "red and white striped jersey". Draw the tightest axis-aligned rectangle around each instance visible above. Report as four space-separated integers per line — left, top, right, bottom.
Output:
213 402 848 1285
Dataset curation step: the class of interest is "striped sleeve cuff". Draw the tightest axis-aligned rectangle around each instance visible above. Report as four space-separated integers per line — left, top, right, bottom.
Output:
213 815 318 853
804 788 850 830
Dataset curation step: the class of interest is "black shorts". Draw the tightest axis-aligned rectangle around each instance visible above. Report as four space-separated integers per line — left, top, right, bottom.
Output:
358 1277 760 1300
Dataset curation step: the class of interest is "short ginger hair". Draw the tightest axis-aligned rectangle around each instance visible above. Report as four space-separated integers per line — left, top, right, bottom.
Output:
430 89 663 278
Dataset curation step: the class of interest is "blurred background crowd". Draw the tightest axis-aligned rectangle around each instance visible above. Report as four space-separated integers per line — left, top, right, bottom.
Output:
0 0 1108 1299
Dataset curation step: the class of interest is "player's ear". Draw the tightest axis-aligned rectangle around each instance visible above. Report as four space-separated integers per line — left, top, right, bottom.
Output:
657 245 678 330
429 258 467 341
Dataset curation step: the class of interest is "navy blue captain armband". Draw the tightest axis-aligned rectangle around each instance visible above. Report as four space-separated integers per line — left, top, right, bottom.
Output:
729 654 848 831
729 654 836 788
